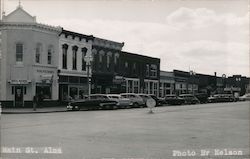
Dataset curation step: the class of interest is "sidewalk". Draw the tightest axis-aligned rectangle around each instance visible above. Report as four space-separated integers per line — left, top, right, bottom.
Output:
1 106 67 114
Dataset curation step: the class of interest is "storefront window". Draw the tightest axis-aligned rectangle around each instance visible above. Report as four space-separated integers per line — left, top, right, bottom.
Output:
36 85 52 99
69 87 78 100
134 80 139 93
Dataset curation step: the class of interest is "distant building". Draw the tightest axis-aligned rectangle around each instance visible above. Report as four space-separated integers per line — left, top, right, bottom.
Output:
225 75 250 96
173 70 199 95
119 52 160 95
159 71 175 97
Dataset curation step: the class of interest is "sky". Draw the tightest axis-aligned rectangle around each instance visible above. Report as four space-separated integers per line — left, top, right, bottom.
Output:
3 0 250 77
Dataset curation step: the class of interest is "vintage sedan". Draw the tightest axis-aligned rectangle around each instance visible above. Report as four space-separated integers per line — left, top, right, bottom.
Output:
165 95 185 105
67 94 118 111
120 93 145 108
107 94 133 108
208 94 235 103
239 93 250 101
138 94 163 106
179 94 200 105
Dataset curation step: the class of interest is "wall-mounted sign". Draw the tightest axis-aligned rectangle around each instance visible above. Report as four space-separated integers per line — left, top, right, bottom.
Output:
9 80 31 85
37 70 54 74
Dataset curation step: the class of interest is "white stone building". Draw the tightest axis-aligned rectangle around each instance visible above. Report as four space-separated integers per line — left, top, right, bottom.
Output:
0 6 61 107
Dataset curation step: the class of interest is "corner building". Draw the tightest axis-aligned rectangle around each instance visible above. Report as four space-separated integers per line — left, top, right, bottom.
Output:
0 6 61 107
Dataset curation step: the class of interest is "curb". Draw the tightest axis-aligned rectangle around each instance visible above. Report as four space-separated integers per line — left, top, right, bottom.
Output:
1 110 67 114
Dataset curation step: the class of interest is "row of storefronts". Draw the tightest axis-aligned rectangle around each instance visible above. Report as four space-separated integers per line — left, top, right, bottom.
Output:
0 6 249 107
0 6 161 107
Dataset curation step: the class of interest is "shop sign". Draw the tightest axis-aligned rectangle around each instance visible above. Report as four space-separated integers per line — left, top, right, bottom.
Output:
9 79 31 85
37 70 54 74
113 76 125 84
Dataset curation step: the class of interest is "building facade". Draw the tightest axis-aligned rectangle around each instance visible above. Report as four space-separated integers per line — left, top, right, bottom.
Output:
159 71 175 97
0 6 162 107
58 30 93 102
225 75 250 96
0 6 61 107
119 52 160 95
91 37 124 94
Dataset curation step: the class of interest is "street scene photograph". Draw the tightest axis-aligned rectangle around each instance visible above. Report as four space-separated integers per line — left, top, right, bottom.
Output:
0 0 249 158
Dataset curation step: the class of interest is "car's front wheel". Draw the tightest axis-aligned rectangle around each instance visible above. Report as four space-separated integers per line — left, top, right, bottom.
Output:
133 102 139 108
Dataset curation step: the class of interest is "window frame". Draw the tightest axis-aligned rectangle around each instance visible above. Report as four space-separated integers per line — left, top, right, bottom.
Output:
16 43 24 63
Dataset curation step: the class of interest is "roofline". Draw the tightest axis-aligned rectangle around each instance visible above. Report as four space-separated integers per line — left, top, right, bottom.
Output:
60 29 94 41
93 36 124 46
122 51 160 61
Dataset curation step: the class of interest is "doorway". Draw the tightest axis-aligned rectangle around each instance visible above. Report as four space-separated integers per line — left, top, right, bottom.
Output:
14 86 24 107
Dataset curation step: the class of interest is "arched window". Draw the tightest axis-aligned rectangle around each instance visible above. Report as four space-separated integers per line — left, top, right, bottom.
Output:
107 52 112 68
16 43 23 62
82 48 87 71
99 50 105 63
35 43 42 63
72 46 78 70
62 44 68 69
114 53 119 65
48 45 53 65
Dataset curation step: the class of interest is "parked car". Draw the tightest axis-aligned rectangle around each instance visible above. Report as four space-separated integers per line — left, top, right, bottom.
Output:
239 93 250 101
120 93 145 108
179 94 200 104
107 94 133 108
195 93 208 104
208 94 235 103
138 94 154 106
67 94 118 111
165 95 185 105
148 94 165 106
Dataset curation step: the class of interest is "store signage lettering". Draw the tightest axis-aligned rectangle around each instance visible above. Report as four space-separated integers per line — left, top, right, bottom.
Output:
37 70 54 74
9 80 31 85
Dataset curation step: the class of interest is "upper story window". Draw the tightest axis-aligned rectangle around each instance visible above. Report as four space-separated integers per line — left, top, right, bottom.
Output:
72 46 78 70
125 62 128 68
35 43 42 63
47 45 53 65
146 64 150 77
82 48 87 71
62 44 68 69
133 63 136 70
107 52 112 68
16 43 23 62
150 64 157 77
114 53 119 65
99 50 104 63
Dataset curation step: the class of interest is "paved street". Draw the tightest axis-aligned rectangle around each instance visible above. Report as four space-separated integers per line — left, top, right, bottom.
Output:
0 102 249 159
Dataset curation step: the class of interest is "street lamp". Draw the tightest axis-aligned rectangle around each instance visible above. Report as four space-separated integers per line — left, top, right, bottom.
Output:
189 70 196 95
84 54 93 99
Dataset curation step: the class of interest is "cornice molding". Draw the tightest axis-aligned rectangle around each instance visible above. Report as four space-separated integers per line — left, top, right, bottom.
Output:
0 22 62 34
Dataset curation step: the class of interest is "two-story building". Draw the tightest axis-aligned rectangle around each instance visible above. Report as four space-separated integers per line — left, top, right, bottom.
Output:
119 52 160 96
58 29 93 101
0 6 61 107
91 37 124 94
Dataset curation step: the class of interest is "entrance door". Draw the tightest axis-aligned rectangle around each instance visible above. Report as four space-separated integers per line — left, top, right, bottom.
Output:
15 86 24 107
